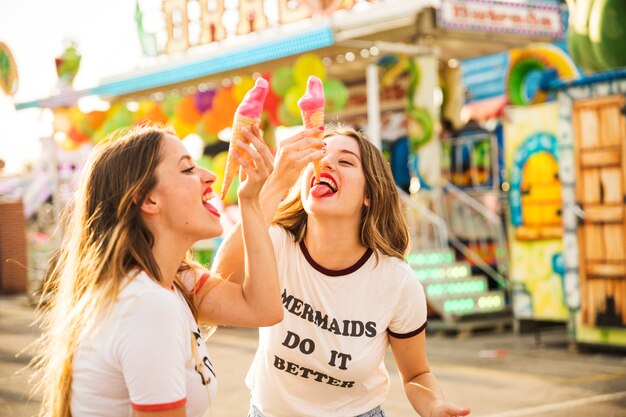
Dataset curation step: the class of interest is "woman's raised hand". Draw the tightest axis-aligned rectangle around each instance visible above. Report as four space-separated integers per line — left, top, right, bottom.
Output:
258 125 325 193
233 125 274 201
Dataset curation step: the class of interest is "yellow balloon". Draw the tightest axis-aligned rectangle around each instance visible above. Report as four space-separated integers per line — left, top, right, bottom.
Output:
293 54 326 85
136 100 155 118
284 83 307 117
67 107 85 125
170 116 196 139
212 151 229 194
232 76 255 103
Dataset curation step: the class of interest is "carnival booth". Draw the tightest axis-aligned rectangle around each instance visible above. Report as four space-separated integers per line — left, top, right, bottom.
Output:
428 0 575 332
11 0 564 325
495 0 626 343
549 69 626 349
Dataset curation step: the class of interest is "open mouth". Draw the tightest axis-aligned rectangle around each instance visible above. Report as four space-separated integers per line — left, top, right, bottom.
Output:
202 189 221 217
310 173 338 198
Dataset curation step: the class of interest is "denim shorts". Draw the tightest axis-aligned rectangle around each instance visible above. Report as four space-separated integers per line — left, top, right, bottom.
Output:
247 404 386 417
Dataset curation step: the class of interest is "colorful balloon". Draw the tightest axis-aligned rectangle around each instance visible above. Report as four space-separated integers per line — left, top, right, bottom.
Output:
324 79 349 112
170 116 196 139
277 103 301 127
162 94 182 118
270 67 295 97
212 88 238 130
197 155 213 171
293 54 326 85
175 95 202 125
194 90 216 113
86 110 108 130
195 120 219 145
143 103 168 124
263 87 281 126
224 176 239 205
232 76 255 103
284 83 307 117
201 110 220 135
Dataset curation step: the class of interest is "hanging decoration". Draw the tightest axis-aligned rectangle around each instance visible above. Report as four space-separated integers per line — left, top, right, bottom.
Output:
55 42 82 87
566 0 626 72
48 53 349 206
378 54 433 153
0 41 18 96
506 43 579 106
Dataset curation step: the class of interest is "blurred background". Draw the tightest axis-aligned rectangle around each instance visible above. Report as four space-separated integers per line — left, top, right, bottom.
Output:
1 0 626 415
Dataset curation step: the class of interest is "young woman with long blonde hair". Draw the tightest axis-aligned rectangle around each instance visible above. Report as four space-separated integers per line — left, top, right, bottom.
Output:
214 125 470 417
31 123 282 417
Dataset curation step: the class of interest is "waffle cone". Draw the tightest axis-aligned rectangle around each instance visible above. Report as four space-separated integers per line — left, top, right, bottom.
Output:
221 114 257 200
301 108 325 182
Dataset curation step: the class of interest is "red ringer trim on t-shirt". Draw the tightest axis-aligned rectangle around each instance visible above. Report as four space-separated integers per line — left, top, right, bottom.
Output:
195 273 211 295
388 321 428 339
131 397 187 411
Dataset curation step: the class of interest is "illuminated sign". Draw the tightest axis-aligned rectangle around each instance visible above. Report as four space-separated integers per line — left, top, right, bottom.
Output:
142 0 378 55
439 0 564 38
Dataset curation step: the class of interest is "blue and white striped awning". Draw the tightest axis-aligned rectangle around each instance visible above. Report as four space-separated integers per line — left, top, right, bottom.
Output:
15 25 334 110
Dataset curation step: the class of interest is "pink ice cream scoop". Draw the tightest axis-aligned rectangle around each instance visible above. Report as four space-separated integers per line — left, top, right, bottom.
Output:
237 77 269 118
297 76 325 182
298 76 325 111
221 77 269 199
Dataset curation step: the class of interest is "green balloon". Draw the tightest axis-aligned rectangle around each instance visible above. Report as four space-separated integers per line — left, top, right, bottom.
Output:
270 67 295 97
589 0 626 69
324 79 349 112
163 94 182 118
277 103 301 127
225 176 240 205
198 155 213 171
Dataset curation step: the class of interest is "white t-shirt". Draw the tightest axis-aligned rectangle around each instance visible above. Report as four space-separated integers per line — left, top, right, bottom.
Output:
246 226 427 417
71 271 217 417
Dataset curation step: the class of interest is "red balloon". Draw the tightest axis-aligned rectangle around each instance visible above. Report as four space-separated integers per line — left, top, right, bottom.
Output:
68 126 90 144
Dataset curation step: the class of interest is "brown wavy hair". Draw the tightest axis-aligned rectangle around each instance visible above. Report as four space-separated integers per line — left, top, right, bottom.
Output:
273 126 409 260
30 123 206 417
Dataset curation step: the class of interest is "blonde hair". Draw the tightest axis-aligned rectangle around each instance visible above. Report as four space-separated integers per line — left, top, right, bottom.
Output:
30 123 208 417
273 126 409 260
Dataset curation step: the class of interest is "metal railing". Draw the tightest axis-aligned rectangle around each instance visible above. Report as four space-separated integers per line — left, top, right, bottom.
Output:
398 131 509 289
441 181 509 288
398 187 448 253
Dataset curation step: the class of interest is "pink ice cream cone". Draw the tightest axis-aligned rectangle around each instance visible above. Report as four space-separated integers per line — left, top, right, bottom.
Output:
221 77 269 200
297 76 325 182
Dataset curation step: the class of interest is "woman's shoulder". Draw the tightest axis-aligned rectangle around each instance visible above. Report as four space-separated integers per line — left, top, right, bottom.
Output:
118 271 181 312
374 252 413 275
269 224 289 239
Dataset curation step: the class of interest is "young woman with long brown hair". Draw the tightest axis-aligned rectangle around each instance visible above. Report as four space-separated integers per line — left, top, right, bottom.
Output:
214 125 470 417
31 123 282 417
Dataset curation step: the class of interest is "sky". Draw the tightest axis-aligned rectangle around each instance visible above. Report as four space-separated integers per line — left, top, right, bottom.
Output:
0 0 144 173
0 0 289 174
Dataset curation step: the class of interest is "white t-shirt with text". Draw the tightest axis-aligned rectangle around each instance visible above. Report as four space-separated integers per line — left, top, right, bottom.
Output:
71 271 217 417
246 226 427 417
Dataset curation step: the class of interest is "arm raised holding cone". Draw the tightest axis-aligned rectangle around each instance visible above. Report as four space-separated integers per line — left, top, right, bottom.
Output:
212 124 324 284
297 75 325 182
221 77 269 200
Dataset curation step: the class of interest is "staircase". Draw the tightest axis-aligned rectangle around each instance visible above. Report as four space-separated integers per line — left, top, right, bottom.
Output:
399 130 511 334
406 248 507 324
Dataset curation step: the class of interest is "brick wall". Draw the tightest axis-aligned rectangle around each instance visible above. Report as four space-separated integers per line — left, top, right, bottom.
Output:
0 200 27 294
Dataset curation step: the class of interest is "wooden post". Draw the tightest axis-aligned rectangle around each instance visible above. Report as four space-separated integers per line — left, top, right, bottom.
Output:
277 0 312 24
164 0 189 54
236 0 269 35
199 0 227 44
